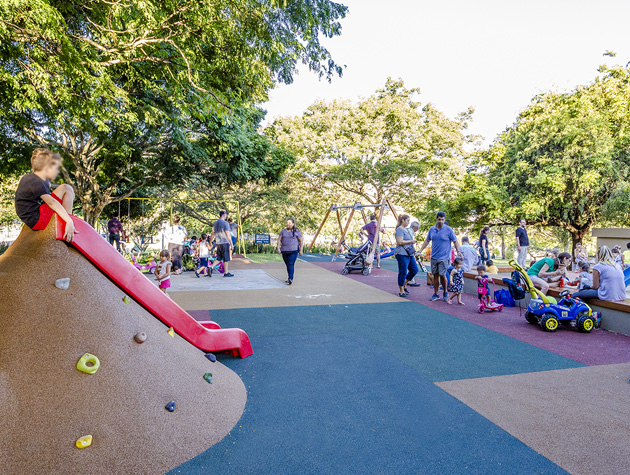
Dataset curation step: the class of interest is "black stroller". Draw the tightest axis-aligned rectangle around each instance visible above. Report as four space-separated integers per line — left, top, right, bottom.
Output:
341 239 373 276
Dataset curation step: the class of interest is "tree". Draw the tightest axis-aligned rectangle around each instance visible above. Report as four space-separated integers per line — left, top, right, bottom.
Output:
267 78 474 214
477 63 630 250
0 0 347 224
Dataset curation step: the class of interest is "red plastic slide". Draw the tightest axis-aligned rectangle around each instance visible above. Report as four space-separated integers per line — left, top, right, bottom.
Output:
56 216 253 358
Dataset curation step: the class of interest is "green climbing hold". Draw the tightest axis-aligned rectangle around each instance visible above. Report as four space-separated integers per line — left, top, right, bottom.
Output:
203 372 213 384
123 295 131 304
76 353 100 374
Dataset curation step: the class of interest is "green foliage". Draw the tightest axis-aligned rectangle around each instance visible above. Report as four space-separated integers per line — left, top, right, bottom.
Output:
0 175 19 225
0 0 346 224
447 63 630 248
268 78 474 215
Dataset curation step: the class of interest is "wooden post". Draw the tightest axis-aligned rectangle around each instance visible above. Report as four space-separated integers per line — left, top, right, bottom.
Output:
333 202 357 261
360 208 368 224
335 208 344 235
308 204 334 252
386 198 398 221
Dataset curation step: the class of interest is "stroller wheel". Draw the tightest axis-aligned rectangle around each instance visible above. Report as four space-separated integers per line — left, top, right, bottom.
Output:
362 268 370 276
341 267 349 275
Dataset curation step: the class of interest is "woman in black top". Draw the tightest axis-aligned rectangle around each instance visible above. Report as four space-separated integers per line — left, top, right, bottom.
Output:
479 226 490 265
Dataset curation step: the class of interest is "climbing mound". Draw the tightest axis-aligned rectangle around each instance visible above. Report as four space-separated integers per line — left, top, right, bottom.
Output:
0 219 246 474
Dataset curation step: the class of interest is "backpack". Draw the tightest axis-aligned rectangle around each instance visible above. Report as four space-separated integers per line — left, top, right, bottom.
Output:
502 276 526 301
494 289 516 307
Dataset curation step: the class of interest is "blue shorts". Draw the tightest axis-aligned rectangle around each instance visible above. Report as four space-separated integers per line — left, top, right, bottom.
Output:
199 257 208 267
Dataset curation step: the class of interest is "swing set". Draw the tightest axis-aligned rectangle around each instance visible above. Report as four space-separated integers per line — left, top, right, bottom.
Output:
120 197 246 256
308 198 399 261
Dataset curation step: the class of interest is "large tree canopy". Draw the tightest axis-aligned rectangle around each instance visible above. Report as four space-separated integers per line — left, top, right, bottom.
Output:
475 64 630 248
0 0 347 223
268 78 474 214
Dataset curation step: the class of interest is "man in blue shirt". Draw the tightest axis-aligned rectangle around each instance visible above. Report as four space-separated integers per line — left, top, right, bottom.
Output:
417 212 461 302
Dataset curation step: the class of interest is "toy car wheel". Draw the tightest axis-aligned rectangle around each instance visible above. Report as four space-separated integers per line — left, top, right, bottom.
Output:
525 311 538 325
498 305 504 312
341 268 349 275
576 313 595 333
362 268 370 276
540 314 559 332
478 305 484 314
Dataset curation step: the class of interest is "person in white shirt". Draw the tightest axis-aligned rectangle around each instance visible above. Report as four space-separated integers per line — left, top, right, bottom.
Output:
166 215 187 275
459 236 479 272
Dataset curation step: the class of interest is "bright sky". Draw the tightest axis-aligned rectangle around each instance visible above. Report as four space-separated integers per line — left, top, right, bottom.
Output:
263 0 630 144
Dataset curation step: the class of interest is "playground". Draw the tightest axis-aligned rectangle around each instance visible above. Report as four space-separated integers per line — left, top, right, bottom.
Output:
2 214 630 474
4 2 630 473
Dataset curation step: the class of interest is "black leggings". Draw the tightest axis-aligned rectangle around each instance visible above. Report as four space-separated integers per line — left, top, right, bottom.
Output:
168 243 184 271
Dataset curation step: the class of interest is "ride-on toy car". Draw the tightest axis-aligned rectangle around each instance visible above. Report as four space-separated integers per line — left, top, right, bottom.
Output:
509 260 599 332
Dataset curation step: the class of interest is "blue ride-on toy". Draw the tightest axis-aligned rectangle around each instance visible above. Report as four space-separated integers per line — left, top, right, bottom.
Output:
509 260 599 333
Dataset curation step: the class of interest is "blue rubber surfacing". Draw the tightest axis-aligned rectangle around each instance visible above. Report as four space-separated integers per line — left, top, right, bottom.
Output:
169 302 580 473
171 331 566 474
211 302 584 382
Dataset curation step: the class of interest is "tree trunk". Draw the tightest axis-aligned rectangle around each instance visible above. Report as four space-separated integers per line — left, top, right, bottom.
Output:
500 231 505 259
570 229 588 257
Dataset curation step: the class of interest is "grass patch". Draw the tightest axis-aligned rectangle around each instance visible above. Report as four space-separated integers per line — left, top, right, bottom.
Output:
247 253 285 263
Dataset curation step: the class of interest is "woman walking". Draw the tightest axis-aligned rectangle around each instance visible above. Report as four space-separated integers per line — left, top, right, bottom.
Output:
394 214 418 298
478 226 490 265
277 218 303 285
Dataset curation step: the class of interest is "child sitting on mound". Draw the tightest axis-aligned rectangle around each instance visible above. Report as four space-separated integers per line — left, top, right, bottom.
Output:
14 148 75 241
485 259 499 274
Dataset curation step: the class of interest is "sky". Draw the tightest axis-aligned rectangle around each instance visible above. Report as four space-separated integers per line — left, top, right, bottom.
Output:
263 0 630 144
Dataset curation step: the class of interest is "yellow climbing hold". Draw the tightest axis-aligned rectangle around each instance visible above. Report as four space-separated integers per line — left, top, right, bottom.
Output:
76 353 100 374
123 295 131 304
167 327 175 337
76 435 93 449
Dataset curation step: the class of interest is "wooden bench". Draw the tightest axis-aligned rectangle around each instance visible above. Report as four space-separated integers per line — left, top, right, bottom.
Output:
461 271 630 335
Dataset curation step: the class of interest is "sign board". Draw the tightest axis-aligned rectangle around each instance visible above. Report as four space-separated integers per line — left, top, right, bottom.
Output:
254 234 271 245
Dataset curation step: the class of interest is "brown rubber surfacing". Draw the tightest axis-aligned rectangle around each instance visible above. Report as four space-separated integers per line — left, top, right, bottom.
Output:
169 261 401 310
437 363 630 475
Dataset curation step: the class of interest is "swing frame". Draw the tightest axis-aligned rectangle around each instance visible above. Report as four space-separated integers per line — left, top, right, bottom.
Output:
308 198 399 262
123 198 246 257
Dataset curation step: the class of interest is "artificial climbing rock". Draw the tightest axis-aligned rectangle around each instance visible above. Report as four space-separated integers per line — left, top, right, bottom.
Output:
55 278 70 290
76 353 100 374
134 332 147 344
75 435 93 449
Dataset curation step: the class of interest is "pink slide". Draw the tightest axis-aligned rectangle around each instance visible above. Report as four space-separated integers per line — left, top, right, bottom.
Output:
56 216 253 358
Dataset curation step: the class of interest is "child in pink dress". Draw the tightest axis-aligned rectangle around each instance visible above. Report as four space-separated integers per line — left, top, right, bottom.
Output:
155 250 172 293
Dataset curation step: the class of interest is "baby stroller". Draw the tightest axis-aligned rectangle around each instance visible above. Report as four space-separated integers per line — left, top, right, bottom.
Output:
341 239 373 276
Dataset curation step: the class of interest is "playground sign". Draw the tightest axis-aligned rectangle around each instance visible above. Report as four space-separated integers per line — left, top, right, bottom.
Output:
254 234 271 244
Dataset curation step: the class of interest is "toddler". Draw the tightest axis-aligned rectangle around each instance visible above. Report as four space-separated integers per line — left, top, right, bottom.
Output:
574 261 593 290
155 250 172 294
447 257 465 305
485 259 499 274
475 265 490 304
195 233 211 277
